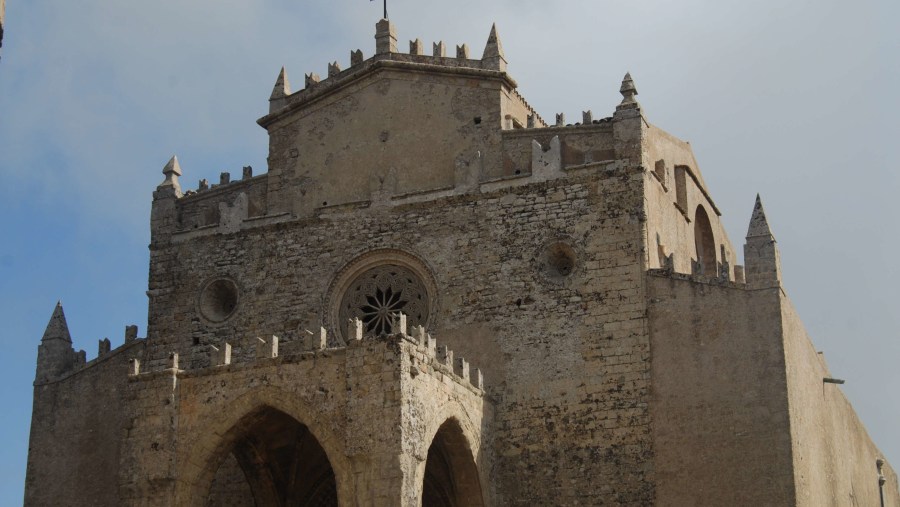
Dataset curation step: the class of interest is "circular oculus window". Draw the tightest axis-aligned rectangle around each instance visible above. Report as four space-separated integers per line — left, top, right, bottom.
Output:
198 278 240 322
538 241 578 282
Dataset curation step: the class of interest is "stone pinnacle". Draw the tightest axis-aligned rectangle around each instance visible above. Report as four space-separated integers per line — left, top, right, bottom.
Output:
42 301 72 343
163 155 182 177
481 23 507 72
619 72 638 105
155 155 184 198
746 194 775 239
483 23 505 60
270 67 291 101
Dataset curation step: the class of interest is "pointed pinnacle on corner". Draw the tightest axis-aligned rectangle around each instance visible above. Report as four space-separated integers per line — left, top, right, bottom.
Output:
482 23 507 72
488 23 500 44
163 155 182 177
156 155 183 198
483 23 505 59
619 72 638 104
42 301 73 343
746 194 775 239
270 66 291 101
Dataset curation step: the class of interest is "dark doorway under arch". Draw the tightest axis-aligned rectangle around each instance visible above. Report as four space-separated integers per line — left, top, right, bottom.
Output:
694 205 717 275
422 419 484 507
206 407 337 507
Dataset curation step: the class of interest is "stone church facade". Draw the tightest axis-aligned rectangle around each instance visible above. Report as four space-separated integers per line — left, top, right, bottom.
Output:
25 19 899 506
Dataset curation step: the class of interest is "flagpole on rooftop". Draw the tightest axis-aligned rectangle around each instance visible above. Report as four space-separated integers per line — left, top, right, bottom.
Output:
384 0 388 19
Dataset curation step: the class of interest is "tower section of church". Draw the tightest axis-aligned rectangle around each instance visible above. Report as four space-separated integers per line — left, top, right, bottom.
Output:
25 19 899 506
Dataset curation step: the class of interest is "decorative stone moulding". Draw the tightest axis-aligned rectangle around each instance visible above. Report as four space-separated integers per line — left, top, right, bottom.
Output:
197 277 240 323
326 249 439 341
339 264 429 337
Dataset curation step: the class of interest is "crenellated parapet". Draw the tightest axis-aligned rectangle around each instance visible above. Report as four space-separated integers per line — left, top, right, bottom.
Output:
647 194 787 289
128 313 484 394
118 319 489 507
149 156 272 239
260 20 518 126
149 75 642 241
498 121 619 181
144 22 659 226
34 301 145 385
496 73 647 181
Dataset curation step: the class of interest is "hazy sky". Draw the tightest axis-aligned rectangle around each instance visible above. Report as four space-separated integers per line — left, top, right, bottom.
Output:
0 0 897 502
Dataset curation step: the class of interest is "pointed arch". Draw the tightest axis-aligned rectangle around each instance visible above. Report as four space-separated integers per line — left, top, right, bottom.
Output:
203 407 337 507
421 418 484 507
176 388 350 507
694 205 717 275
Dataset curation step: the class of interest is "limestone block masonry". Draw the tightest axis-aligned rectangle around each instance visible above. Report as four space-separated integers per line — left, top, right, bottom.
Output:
25 19 899 507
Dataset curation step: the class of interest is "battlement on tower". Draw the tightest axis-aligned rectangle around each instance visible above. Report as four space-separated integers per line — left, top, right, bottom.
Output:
262 21 523 123
126 314 484 396
152 20 674 243
32 302 146 385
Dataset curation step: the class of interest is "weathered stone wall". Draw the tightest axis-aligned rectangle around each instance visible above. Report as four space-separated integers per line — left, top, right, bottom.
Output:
399 333 490 505
144 161 655 504
28 19 900 506
500 124 617 177
500 87 544 130
25 341 145 507
118 333 484 506
647 274 795 506
176 174 268 231
647 272 900 506
781 296 900 506
643 125 737 276
205 454 254 507
262 65 511 216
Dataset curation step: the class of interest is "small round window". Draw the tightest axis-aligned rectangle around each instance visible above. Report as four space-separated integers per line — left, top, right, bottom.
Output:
199 278 239 322
539 241 578 282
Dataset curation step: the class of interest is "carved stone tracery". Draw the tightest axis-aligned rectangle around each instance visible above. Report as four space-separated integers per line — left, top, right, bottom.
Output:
339 264 428 337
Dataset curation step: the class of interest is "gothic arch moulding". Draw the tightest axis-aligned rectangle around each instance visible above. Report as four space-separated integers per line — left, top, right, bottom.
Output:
325 248 440 341
418 416 485 507
175 387 352 507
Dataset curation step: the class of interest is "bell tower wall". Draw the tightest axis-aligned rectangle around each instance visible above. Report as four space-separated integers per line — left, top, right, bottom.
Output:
261 63 512 217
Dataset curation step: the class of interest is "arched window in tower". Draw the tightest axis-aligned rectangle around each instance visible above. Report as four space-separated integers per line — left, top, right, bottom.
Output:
694 205 717 275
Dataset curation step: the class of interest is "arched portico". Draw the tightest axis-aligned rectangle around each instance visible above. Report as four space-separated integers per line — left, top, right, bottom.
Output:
175 388 351 507
419 417 484 507
204 407 336 506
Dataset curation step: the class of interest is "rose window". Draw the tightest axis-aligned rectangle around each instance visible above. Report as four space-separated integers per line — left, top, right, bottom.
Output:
339 264 429 337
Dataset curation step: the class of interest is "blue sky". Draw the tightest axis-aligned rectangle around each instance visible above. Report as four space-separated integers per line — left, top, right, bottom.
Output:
0 0 897 502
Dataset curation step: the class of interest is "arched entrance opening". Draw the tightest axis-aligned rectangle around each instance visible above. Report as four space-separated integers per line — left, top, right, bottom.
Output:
205 407 337 507
421 418 484 507
694 205 717 275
